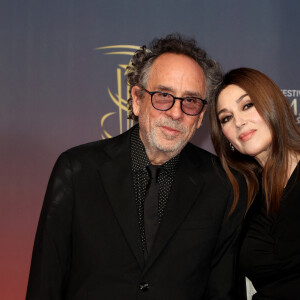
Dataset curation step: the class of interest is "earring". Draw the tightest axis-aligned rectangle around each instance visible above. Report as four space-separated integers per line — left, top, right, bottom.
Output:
229 143 235 152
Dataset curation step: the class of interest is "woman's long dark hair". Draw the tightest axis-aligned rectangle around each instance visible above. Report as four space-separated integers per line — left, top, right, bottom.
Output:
209 68 300 214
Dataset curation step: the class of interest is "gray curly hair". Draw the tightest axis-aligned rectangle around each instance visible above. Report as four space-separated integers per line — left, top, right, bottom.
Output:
126 33 222 121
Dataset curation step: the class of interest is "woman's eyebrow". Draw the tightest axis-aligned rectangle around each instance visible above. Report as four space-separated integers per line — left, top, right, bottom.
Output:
217 93 249 116
236 93 248 103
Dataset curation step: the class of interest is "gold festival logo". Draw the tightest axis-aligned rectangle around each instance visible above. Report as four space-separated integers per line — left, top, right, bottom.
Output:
95 45 141 139
282 89 300 125
290 98 300 124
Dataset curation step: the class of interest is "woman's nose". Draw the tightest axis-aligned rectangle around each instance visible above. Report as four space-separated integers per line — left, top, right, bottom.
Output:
234 115 246 128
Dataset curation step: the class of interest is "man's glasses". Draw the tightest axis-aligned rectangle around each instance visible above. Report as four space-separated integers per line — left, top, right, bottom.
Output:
142 88 207 116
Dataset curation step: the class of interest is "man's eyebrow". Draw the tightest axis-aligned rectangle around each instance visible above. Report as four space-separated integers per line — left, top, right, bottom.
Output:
217 93 248 116
184 91 202 98
154 85 202 97
154 85 174 92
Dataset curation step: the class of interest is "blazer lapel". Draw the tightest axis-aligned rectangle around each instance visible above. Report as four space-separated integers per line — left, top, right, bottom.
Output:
143 151 204 274
97 131 145 270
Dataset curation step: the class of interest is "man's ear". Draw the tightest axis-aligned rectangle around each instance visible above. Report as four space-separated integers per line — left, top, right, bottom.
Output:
196 106 207 129
131 86 142 117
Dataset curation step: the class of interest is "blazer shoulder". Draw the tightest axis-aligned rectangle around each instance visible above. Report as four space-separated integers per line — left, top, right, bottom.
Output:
184 142 222 170
52 128 133 172
183 143 233 189
64 127 132 159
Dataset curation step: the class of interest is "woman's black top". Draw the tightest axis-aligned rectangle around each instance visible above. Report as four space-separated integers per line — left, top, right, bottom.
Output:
240 162 300 299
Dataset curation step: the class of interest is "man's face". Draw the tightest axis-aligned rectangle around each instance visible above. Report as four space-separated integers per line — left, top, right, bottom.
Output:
132 53 206 164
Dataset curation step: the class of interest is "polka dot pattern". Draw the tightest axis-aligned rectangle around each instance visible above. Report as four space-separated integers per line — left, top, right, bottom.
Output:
130 125 180 253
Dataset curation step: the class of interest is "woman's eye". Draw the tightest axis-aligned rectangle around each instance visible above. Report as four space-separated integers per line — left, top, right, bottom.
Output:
220 115 232 124
243 102 254 110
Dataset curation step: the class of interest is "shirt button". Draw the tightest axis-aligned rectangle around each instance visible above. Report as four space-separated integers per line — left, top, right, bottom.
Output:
139 282 149 292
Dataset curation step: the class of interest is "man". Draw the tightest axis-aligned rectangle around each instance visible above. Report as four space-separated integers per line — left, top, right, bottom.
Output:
26 34 245 299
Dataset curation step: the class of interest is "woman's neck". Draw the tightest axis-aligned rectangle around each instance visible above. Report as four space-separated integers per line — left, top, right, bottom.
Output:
287 152 300 180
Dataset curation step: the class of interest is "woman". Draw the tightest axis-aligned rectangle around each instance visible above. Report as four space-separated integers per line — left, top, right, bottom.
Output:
209 67 300 299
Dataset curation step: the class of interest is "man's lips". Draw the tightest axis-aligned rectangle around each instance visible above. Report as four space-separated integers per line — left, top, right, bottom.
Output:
161 126 181 135
239 129 256 142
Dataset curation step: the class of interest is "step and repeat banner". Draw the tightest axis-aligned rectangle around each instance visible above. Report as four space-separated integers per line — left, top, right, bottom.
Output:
1 0 299 299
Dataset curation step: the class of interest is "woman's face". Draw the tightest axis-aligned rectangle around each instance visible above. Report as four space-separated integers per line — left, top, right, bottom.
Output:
217 84 272 166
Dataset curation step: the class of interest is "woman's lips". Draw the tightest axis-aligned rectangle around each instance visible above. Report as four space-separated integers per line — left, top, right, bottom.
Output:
239 129 256 142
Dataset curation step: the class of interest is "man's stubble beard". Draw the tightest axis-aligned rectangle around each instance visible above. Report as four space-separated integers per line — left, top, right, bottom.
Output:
150 118 190 155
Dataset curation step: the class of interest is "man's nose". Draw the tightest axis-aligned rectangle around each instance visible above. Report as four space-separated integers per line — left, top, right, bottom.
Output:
165 99 183 120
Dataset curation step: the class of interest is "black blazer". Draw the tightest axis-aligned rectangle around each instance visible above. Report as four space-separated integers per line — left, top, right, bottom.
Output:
26 126 246 300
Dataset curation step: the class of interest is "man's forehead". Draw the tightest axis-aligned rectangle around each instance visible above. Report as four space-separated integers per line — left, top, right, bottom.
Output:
151 52 201 68
147 53 206 96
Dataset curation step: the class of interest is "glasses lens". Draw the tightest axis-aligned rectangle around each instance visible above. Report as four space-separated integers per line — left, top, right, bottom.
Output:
182 98 203 115
152 92 174 110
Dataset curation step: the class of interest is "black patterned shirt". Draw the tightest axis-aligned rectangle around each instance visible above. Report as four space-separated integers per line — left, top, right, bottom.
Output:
130 125 180 253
